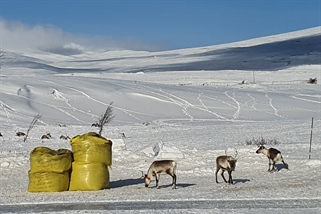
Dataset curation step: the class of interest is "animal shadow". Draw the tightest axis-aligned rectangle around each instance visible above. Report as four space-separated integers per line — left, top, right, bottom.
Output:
232 178 251 184
275 163 289 171
110 178 143 188
155 183 196 189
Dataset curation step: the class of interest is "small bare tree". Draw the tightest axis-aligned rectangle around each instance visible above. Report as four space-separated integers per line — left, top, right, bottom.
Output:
98 102 115 136
24 114 42 142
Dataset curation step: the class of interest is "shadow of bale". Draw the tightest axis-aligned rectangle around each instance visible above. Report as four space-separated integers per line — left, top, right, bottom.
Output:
110 178 143 188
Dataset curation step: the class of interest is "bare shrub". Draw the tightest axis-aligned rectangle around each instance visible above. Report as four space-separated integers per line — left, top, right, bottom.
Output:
24 114 42 142
307 77 317 84
97 102 115 136
245 136 280 146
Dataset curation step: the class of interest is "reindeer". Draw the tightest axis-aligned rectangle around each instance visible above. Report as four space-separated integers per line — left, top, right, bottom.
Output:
91 123 101 127
215 149 238 184
256 145 288 172
41 133 51 139
144 160 177 189
16 131 26 137
60 135 70 140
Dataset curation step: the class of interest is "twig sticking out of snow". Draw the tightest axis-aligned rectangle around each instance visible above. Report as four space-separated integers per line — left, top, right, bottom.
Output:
24 114 42 142
98 102 115 136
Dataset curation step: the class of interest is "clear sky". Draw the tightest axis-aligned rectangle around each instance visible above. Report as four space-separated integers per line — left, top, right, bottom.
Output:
1 0 320 51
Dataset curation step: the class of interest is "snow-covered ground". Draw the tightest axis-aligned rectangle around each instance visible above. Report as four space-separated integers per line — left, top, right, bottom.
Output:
0 27 321 213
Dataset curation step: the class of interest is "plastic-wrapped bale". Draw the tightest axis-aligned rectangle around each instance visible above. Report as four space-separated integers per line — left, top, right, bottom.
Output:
29 147 73 173
28 170 70 192
70 132 112 166
69 162 110 191
28 147 73 192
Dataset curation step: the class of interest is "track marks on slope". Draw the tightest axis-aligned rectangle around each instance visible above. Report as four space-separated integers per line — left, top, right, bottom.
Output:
265 93 283 118
225 91 241 120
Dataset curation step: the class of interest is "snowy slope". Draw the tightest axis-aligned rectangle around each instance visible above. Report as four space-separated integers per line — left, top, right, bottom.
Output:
0 27 321 213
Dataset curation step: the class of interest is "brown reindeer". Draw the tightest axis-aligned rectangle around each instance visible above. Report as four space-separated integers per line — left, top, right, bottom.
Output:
60 135 70 140
256 145 288 172
16 132 26 137
215 150 237 184
41 133 51 139
144 160 177 189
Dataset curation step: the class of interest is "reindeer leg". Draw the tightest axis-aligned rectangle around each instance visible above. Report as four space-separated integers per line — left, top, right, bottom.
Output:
221 170 228 183
215 168 220 183
281 156 288 169
268 159 272 172
172 174 176 189
155 174 160 188
283 161 289 169
228 171 233 184
271 161 277 172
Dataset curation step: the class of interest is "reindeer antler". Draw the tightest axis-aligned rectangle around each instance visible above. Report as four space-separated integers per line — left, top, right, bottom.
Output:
234 148 238 160
140 170 145 179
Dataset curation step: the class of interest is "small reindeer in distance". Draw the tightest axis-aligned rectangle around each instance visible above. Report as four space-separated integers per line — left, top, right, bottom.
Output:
60 135 70 140
41 133 52 139
215 149 238 184
256 145 288 172
144 160 177 189
16 132 26 137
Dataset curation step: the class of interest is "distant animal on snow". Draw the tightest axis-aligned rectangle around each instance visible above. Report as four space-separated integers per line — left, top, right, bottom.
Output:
215 150 238 184
91 123 101 127
144 160 177 189
256 145 288 172
41 133 52 139
59 135 70 140
16 132 26 137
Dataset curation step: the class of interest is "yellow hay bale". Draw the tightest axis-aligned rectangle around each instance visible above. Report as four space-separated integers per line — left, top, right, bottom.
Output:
28 170 70 192
70 132 112 166
69 162 109 191
30 147 73 173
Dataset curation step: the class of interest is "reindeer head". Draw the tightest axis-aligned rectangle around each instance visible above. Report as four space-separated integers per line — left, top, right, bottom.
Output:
256 145 266 154
227 157 237 171
144 174 151 187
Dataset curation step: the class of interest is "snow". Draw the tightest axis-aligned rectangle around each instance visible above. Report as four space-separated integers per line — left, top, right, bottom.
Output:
0 27 321 213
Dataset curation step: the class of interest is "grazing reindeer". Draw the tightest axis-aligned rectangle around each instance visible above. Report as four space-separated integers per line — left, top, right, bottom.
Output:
60 135 70 140
215 149 238 184
16 132 26 137
144 160 177 189
41 133 52 139
91 123 101 127
256 145 288 172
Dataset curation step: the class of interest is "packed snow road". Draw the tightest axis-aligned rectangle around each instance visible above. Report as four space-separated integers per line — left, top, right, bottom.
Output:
1 199 321 213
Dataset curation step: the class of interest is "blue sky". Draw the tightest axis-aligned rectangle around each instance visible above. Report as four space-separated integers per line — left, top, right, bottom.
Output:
1 0 320 51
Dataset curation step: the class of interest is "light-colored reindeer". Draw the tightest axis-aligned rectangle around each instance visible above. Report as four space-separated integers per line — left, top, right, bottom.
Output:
144 160 177 189
256 145 288 172
215 149 238 184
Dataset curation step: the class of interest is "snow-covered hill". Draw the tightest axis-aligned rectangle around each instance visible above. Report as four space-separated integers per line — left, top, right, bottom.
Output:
0 27 320 213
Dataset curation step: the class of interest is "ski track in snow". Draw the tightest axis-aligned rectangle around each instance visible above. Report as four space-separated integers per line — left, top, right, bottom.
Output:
45 80 146 123
244 93 257 110
290 95 321 104
265 93 283 118
0 100 13 123
131 83 232 121
225 91 241 120
159 88 194 120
